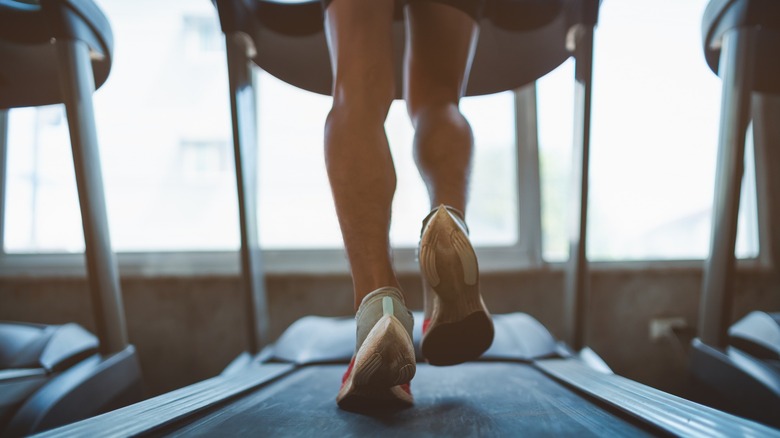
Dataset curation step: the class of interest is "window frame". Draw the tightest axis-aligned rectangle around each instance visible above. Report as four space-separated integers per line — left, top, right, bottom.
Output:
0 86 773 279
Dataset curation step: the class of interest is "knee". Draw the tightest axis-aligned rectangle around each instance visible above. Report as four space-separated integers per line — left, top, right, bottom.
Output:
406 93 461 129
406 97 468 135
328 69 395 126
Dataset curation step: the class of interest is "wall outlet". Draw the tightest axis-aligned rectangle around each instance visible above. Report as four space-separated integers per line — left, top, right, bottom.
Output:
649 317 688 342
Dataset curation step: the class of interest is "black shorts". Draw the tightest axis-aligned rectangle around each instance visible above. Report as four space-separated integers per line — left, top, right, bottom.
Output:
321 0 485 22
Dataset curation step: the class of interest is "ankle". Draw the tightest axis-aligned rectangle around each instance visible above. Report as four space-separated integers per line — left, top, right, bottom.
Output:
355 287 414 350
353 277 402 310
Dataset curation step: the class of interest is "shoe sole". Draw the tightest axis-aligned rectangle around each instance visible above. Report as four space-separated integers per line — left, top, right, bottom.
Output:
420 207 494 366
337 313 416 409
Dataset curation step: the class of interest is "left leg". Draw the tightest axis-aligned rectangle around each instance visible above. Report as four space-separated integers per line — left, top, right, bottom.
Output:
323 0 400 309
323 0 416 409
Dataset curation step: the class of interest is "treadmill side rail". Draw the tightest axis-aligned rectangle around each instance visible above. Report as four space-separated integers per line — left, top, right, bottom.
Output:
537 357 780 437
34 363 294 438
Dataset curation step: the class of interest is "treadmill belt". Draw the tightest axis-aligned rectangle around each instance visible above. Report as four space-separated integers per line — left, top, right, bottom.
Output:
161 363 653 437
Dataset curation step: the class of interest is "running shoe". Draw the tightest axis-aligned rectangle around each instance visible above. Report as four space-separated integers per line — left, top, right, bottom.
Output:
337 287 416 409
419 205 494 366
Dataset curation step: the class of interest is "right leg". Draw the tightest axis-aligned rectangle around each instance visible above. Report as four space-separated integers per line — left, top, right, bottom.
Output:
324 0 415 409
404 1 494 366
405 1 478 214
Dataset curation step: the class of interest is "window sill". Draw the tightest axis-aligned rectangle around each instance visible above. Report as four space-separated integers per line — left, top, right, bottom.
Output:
0 249 770 278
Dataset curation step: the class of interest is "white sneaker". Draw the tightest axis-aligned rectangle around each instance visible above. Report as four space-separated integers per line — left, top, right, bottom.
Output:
337 287 416 409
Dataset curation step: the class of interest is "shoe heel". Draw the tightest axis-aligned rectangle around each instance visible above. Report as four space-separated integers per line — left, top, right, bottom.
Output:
420 208 483 320
352 313 416 388
420 206 494 365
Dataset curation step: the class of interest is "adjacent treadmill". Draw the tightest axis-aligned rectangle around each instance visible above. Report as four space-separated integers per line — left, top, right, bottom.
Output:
0 0 143 435
690 0 780 428
34 0 779 436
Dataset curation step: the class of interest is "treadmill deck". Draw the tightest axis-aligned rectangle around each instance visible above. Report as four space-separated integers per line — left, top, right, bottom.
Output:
162 363 652 437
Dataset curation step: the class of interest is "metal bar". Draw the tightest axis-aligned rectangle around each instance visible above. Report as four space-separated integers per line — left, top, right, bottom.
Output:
563 24 595 352
0 109 8 253
225 32 269 354
750 94 776 267
57 39 127 355
514 84 543 266
699 28 756 349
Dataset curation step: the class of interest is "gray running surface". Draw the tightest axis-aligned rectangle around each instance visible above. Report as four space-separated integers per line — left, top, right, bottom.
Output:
160 363 653 437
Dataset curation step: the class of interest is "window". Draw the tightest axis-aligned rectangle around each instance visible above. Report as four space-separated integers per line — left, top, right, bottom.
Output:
4 0 238 252
183 14 223 56
0 0 763 270
178 139 230 182
4 106 82 252
537 0 760 262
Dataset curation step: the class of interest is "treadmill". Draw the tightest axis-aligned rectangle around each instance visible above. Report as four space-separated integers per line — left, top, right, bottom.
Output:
34 0 778 436
690 0 780 428
0 0 143 435
32 313 779 436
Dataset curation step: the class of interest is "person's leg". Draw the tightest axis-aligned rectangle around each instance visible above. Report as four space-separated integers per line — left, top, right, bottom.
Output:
405 1 494 365
324 0 416 409
324 0 399 309
404 1 478 214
